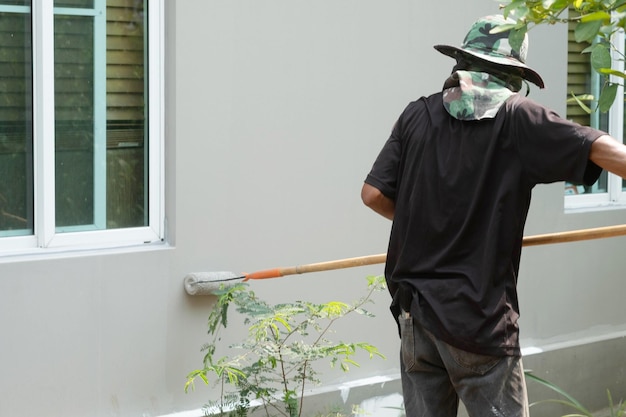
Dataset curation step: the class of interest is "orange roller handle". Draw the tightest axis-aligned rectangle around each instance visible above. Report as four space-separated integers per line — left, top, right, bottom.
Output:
243 268 284 281
243 254 388 281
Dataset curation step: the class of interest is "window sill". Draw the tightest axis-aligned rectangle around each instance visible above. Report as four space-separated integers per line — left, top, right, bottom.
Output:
0 239 172 264
565 201 626 214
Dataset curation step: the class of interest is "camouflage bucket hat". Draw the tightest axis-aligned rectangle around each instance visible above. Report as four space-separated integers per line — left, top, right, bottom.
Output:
434 15 545 89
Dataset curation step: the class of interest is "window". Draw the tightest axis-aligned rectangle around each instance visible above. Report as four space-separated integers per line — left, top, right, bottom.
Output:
0 0 163 254
565 17 626 210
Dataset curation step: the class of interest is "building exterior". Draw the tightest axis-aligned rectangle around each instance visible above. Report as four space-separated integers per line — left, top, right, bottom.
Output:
0 1 625 416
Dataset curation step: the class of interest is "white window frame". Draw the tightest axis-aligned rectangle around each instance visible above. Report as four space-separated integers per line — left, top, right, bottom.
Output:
565 30 626 212
0 0 165 255
565 29 626 212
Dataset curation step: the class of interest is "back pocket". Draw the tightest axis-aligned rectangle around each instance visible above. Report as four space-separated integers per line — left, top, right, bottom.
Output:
399 314 419 372
444 343 501 375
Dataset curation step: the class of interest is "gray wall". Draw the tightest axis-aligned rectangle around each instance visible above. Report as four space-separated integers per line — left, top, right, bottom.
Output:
1 1 625 416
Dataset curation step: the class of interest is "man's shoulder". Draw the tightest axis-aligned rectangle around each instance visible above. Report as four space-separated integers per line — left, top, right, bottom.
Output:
502 93 548 112
402 92 444 115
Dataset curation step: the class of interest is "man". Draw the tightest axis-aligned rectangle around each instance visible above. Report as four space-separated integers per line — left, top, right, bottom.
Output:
361 14 626 417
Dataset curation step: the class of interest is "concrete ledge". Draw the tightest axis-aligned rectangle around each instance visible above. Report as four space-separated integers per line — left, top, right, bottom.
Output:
304 334 626 417
523 335 626 417
162 335 626 417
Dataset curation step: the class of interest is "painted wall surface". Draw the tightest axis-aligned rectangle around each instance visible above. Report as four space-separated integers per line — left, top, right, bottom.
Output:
1 1 625 416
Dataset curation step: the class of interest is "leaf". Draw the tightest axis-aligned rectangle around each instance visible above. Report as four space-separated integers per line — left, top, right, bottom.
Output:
581 44 594 54
509 26 528 53
569 92 593 114
580 11 612 22
366 274 386 289
342 358 360 367
353 307 375 317
490 23 517 34
357 342 386 359
224 366 246 384
525 372 593 416
542 0 569 10
272 315 292 332
591 43 611 70
575 20 603 42
184 369 210 393
597 68 626 78
320 301 350 318
599 83 618 112
502 0 529 19
528 398 590 416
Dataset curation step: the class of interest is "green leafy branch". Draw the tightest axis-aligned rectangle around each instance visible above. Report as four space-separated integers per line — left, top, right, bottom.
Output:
502 0 626 112
185 275 387 417
525 371 626 417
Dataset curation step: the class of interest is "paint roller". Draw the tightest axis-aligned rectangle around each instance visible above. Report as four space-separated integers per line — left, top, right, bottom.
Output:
184 223 626 295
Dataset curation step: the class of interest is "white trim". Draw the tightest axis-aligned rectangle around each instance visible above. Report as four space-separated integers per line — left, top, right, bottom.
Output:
565 191 609 209
521 326 626 355
159 372 401 417
156 411 204 417
33 0 56 248
0 239 171 264
608 29 625 202
92 0 107 230
48 226 162 249
0 235 37 253
147 0 165 239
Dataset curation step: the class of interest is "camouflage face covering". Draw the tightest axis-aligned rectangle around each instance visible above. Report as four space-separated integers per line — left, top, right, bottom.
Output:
442 70 516 121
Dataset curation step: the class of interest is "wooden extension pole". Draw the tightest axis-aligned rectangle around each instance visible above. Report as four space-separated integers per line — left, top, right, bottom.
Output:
243 224 626 281
521 223 626 247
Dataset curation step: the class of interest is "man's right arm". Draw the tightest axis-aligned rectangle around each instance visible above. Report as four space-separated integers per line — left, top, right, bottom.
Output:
361 183 395 221
590 134 626 179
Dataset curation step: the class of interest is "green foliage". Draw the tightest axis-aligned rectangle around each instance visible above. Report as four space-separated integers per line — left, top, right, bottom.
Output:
186 276 387 417
501 0 626 112
525 371 626 416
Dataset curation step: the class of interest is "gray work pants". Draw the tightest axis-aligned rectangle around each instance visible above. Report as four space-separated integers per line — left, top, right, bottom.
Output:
399 313 529 417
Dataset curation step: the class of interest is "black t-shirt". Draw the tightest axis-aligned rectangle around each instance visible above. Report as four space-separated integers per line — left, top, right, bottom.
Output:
365 92 603 356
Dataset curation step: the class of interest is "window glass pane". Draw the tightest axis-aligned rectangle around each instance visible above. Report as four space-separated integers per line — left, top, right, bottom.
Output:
0 8 33 236
106 0 147 229
54 0 146 231
55 14 95 228
0 1 29 6
54 0 94 8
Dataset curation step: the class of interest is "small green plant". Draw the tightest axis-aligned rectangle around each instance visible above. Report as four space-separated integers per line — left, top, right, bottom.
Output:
525 371 626 417
186 275 387 417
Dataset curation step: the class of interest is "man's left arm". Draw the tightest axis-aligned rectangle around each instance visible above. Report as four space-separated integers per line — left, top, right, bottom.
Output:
361 183 395 221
